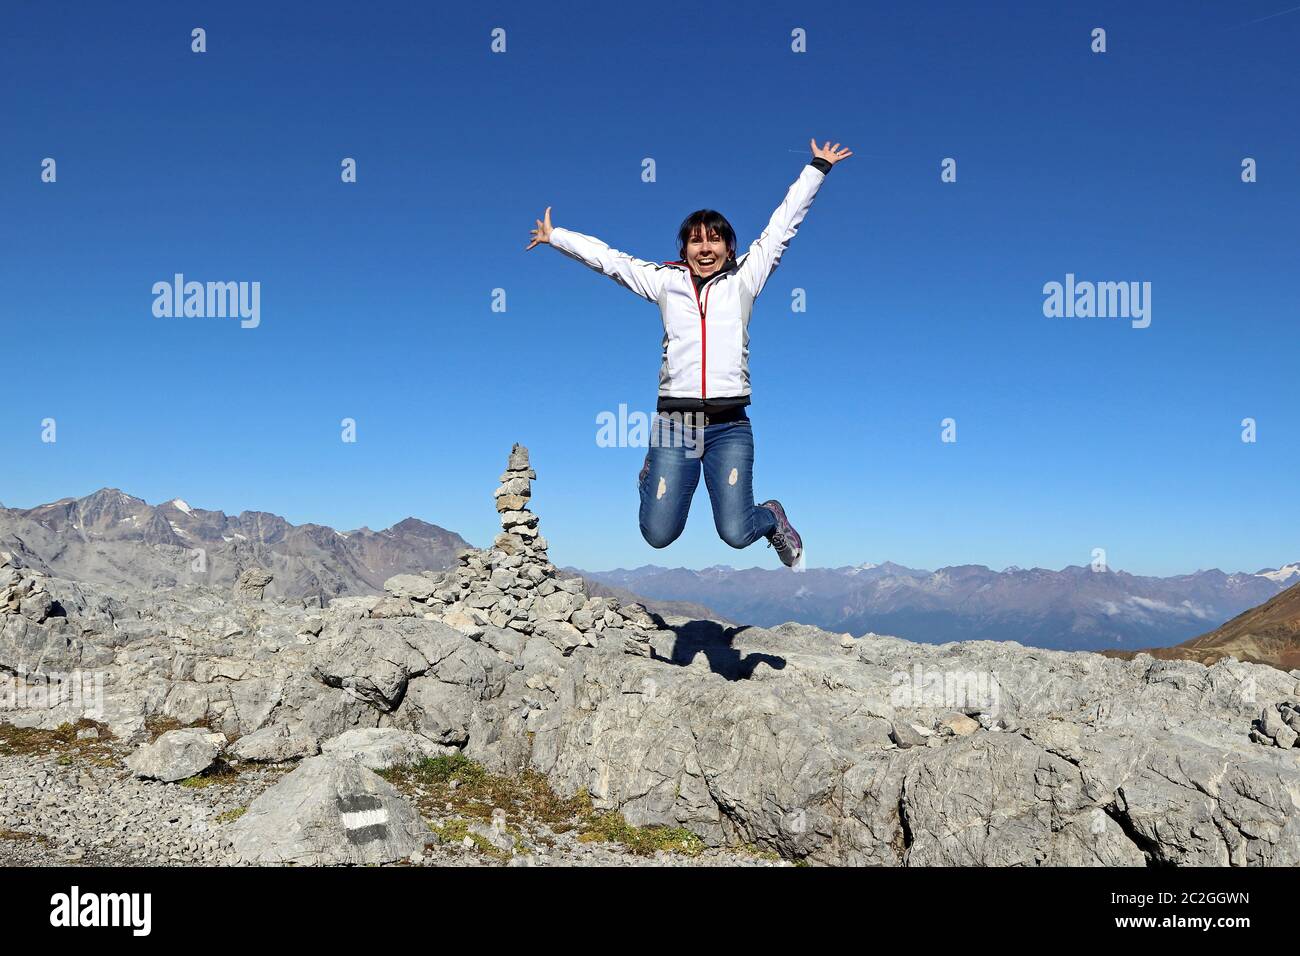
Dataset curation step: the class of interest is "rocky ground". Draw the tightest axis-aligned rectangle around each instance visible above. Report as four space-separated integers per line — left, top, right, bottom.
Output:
4 444 1300 867
0 740 784 867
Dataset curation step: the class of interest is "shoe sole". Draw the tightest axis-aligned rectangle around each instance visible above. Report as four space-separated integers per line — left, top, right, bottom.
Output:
761 500 803 566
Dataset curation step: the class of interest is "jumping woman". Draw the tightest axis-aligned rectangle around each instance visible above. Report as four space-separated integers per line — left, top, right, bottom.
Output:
526 139 852 569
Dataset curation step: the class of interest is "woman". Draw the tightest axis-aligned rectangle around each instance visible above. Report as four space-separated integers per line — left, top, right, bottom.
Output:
526 139 852 569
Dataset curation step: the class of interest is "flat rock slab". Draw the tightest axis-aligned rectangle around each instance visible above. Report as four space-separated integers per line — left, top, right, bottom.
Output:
227 755 429 865
228 725 321 763
321 727 454 770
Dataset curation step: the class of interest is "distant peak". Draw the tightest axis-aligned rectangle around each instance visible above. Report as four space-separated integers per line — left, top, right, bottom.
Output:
86 487 139 502
389 517 440 535
168 498 194 515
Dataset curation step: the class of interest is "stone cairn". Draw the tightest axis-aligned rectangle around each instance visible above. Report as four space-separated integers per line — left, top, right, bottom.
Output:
380 443 656 656
1251 701 1300 749
1 551 54 625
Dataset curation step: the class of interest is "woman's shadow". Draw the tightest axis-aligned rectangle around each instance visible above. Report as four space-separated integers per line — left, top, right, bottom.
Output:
649 616 786 680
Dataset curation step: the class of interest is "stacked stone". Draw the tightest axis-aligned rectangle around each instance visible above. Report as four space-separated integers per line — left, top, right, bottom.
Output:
495 442 541 549
379 444 659 656
1250 701 1300 749
0 551 54 623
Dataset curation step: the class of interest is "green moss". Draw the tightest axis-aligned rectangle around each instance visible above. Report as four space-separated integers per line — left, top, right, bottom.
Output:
143 715 218 742
736 844 782 862
0 719 111 757
383 754 590 831
390 754 701 860
400 752 488 787
428 816 510 860
0 719 117 772
577 811 705 857
215 806 247 824
179 760 239 788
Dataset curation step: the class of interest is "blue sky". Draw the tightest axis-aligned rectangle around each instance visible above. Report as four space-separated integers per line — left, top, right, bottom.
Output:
2 0 1297 577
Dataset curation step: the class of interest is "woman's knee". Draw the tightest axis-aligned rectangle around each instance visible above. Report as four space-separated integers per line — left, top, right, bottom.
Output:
640 519 683 549
716 520 753 550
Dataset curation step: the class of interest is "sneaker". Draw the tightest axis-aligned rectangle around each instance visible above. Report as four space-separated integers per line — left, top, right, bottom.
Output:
759 500 803 568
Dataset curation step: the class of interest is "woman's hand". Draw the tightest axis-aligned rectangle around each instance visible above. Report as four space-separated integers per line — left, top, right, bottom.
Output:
525 206 554 250
810 139 853 165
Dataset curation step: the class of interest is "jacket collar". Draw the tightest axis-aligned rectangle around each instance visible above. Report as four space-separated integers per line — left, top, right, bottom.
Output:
662 256 739 285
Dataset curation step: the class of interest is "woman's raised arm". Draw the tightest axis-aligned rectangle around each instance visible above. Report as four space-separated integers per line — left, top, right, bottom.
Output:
736 138 852 299
528 205 671 303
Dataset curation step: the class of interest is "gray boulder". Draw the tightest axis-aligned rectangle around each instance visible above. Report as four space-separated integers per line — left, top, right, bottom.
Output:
126 728 227 782
234 567 273 601
309 617 468 711
383 574 439 602
227 755 429 865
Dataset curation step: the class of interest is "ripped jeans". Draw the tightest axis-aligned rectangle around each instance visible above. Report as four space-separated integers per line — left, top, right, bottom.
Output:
638 412 778 549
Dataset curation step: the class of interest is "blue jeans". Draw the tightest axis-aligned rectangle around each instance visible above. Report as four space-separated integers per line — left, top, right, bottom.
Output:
638 413 778 549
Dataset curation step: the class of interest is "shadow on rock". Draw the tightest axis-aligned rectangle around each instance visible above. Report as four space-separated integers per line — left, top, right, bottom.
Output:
656 618 786 680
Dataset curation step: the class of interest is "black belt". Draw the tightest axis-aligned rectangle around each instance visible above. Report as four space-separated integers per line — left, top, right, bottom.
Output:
654 406 748 427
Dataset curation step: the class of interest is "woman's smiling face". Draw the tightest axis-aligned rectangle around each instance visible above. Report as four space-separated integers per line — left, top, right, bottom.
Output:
684 225 731 278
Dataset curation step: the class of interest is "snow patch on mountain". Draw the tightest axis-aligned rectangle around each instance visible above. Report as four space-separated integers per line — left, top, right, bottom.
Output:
1257 564 1300 584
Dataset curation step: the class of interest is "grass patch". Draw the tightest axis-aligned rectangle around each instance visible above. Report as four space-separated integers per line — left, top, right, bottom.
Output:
0 719 116 766
0 829 49 843
577 811 705 858
385 752 704 860
427 815 525 862
143 715 219 742
381 754 591 831
735 844 783 862
215 807 247 824
179 759 241 788
384 752 487 787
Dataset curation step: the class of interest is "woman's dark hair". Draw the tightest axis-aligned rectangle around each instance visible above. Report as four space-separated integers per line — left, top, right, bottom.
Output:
676 210 736 262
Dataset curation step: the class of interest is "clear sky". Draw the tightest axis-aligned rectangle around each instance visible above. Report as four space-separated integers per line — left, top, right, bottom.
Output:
2 0 1297 577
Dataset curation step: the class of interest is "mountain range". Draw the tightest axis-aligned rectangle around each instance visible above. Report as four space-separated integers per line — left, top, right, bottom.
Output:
3 487 1295 654
1102 579 1300 670
0 488 720 621
574 561 1300 652
0 488 469 600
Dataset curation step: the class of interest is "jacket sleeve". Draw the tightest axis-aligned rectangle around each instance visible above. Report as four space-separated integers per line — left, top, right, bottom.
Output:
736 163 828 299
548 226 670 303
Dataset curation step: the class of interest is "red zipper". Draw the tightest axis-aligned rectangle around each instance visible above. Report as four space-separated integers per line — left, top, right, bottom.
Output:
688 271 718 399
665 261 723 400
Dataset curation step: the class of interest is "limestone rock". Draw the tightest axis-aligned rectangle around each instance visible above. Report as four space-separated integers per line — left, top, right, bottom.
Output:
234 567 273 601
938 713 980 736
227 756 429 865
309 617 469 712
383 574 440 602
126 728 227 782
229 724 321 763
320 728 454 769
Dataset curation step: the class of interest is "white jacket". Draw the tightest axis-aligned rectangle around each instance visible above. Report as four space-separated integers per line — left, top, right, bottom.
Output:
548 163 828 402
